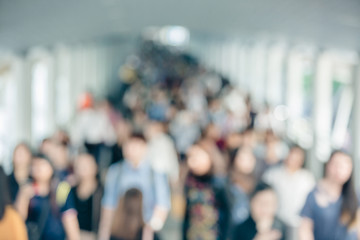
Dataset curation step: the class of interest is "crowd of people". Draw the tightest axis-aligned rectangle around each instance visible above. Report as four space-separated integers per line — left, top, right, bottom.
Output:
0 41 360 240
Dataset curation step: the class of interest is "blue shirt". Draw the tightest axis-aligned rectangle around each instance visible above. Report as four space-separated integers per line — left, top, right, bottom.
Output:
301 187 358 240
102 160 171 221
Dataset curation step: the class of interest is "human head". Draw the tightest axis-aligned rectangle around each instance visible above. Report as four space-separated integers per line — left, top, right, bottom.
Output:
31 154 54 183
123 133 148 167
78 91 94 110
208 97 222 111
187 142 213 176
264 129 278 144
326 150 353 186
231 147 256 175
285 145 305 172
53 129 70 146
47 141 70 170
226 132 243 151
12 143 32 170
115 120 133 143
326 150 358 227
250 182 278 222
74 153 97 181
144 121 165 140
203 123 221 141
39 138 53 156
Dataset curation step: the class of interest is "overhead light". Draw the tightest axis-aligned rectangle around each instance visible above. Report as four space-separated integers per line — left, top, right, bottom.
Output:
159 26 190 46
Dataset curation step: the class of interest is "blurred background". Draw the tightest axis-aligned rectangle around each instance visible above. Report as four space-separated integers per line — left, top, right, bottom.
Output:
0 1 360 239
1 0 360 180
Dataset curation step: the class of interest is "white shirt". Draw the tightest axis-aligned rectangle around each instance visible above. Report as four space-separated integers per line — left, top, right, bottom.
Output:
263 165 316 227
71 108 116 146
147 133 179 182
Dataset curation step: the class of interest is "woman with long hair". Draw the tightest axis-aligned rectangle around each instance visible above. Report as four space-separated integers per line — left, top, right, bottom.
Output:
16 154 80 240
110 188 159 240
227 146 257 227
182 140 230 240
299 150 359 240
72 153 103 240
8 143 32 202
0 166 28 240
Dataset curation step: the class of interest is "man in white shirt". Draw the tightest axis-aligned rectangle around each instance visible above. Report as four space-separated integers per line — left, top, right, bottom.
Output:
263 145 316 240
145 121 179 182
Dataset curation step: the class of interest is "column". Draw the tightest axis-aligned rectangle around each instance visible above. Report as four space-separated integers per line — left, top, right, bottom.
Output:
312 52 333 179
266 44 285 106
351 63 360 188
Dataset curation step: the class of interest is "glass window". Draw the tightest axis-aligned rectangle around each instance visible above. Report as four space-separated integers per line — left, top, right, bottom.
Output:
31 60 51 144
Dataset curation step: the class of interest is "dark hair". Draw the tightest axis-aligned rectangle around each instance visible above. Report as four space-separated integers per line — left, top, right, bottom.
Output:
33 153 55 169
229 147 242 168
229 146 256 172
55 129 71 146
250 182 274 199
328 150 358 227
0 167 11 220
129 132 146 142
111 188 144 239
32 153 65 218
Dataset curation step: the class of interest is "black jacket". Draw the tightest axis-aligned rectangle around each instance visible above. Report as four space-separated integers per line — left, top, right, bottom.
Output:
182 174 231 240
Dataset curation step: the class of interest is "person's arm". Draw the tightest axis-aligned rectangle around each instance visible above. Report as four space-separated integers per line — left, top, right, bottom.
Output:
59 187 80 240
148 206 169 231
15 184 34 220
298 218 314 240
97 207 115 240
254 230 282 240
62 210 81 240
150 172 171 231
98 165 119 240
142 224 155 240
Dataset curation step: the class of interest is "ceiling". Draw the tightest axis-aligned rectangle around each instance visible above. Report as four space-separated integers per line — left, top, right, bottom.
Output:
1 0 360 51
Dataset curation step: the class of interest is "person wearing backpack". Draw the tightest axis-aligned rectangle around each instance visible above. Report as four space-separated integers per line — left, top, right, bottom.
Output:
98 133 171 240
16 154 80 240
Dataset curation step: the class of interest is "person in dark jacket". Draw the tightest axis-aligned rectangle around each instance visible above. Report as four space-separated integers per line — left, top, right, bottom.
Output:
182 140 230 240
8 143 32 203
232 182 287 240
